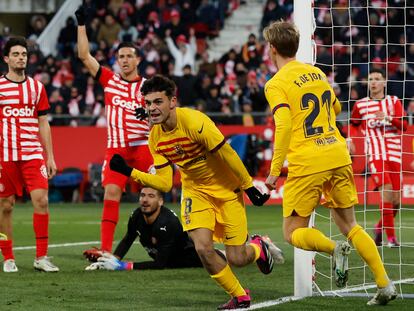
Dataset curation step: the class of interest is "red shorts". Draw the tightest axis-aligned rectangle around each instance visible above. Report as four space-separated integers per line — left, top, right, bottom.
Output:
369 160 401 190
0 159 48 197
102 145 153 190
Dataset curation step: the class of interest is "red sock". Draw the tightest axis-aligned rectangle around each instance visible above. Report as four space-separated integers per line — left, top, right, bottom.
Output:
393 204 399 217
0 240 14 260
33 213 49 258
375 218 382 230
101 200 119 252
382 203 395 240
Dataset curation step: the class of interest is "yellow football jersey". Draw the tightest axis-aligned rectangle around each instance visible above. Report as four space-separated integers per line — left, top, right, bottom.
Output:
149 108 245 200
265 60 351 177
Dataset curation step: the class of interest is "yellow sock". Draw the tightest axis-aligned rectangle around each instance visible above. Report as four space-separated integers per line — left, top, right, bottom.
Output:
348 224 389 288
250 243 261 261
211 264 246 297
291 227 335 254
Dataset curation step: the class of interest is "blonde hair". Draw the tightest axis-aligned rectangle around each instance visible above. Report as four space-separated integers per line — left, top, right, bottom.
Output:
263 20 300 58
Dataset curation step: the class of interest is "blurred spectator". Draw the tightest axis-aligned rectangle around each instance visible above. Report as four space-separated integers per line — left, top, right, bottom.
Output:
174 64 198 107
196 0 219 36
50 104 70 126
244 70 267 113
28 15 47 41
97 14 121 47
49 89 66 114
165 28 197 76
163 9 187 40
198 51 217 78
241 34 262 65
118 18 138 42
180 1 196 27
205 84 222 112
143 11 163 38
86 17 101 51
58 17 77 57
260 0 287 32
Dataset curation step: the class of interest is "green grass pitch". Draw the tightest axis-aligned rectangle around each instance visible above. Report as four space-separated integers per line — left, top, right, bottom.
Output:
1 203 413 310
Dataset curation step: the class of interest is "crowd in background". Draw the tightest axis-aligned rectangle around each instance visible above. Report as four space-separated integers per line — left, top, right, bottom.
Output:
0 0 292 127
1 0 414 126
314 0 414 118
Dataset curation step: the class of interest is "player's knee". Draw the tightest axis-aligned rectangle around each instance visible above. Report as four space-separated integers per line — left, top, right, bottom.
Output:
227 254 245 267
0 198 14 214
32 195 49 210
104 186 122 200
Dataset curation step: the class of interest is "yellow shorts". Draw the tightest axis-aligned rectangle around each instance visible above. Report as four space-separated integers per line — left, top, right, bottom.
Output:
283 165 358 217
181 189 248 246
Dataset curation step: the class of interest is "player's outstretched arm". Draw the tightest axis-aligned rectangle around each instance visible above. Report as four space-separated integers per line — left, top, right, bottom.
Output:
109 154 173 192
76 6 99 78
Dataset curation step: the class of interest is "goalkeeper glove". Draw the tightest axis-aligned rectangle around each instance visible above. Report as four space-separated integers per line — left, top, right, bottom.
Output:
75 6 87 26
110 154 133 176
135 107 148 121
245 186 270 206
98 254 133 271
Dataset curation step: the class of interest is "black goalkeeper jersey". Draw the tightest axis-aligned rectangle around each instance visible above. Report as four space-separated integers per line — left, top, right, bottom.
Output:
113 206 202 269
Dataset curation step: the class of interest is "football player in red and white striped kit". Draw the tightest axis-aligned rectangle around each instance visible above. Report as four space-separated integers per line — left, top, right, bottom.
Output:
350 69 407 247
75 7 153 261
0 37 59 272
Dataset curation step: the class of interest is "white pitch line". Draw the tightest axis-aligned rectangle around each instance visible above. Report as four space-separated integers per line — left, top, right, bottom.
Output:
14 241 101 250
234 278 414 310
14 240 141 251
234 296 304 310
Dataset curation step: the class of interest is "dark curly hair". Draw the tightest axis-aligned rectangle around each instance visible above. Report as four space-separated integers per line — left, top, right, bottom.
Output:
141 75 177 98
3 36 27 57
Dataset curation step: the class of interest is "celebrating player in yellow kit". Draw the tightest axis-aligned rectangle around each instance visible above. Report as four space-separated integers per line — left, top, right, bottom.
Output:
263 21 396 305
109 75 284 310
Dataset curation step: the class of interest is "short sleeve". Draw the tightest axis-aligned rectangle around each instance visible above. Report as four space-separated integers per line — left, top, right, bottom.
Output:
97 66 114 88
37 83 50 114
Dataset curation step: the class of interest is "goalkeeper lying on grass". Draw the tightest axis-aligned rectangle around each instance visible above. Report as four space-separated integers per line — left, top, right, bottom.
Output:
86 186 284 271
86 186 203 270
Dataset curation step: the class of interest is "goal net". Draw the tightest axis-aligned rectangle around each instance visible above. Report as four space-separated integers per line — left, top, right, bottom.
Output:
294 0 414 299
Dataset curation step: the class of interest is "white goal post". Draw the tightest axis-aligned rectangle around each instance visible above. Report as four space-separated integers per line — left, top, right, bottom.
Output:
293 0 414 300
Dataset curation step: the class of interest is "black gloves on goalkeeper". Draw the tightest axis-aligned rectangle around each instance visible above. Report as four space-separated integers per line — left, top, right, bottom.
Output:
135 107 148 121
110 154 133 177
75 6 87 26
245 187 270 206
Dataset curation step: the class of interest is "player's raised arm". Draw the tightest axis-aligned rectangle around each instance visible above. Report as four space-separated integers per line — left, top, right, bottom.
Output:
75 6 99 78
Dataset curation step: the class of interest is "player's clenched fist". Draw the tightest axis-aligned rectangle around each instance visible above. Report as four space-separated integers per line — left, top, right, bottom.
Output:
75 6 87 26
245 187 270 206
110 154 133 176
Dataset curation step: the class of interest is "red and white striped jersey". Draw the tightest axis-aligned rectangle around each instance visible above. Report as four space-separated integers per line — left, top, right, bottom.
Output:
98 67 149 149
0 75 49 162
351 95 406 163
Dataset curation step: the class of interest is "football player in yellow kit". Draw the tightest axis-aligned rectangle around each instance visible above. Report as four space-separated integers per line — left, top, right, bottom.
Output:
109 75 284 310
263 20 396 306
